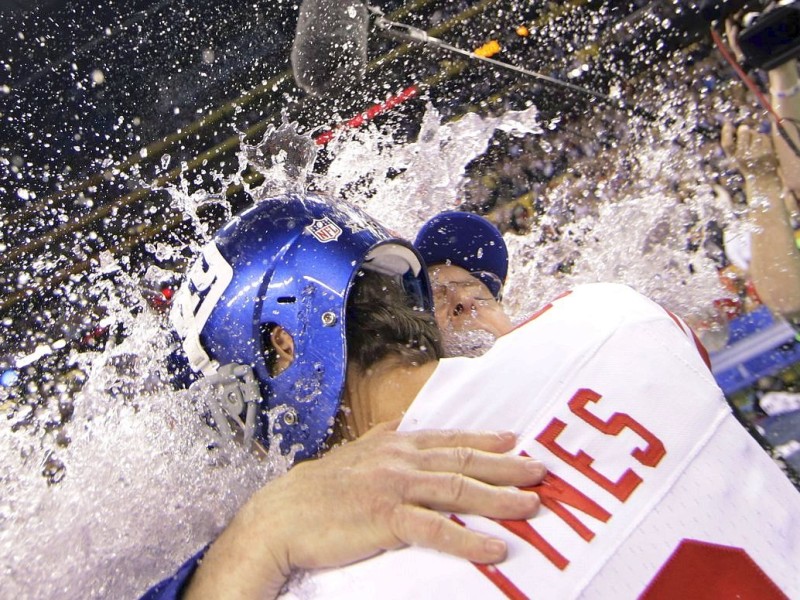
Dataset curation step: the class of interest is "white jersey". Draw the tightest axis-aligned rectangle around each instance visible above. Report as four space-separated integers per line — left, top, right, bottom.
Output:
285 283 800 599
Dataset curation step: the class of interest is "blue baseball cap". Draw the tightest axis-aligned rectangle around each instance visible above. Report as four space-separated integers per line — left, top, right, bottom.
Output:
414 211 508 299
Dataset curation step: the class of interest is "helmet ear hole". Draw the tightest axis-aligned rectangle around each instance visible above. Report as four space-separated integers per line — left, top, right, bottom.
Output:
261 323 295 377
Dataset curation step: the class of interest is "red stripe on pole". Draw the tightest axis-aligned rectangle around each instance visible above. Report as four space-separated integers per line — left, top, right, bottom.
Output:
314 85 420 145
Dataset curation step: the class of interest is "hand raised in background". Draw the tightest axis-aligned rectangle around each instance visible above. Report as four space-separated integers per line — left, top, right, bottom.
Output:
721 122 781 183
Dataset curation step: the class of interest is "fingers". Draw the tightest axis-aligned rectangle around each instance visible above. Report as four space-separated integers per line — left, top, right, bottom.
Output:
401 471 541 520
724 18 743 61
721 121 735 157
724 18 738 42
390 505 509 564
736 124 752 160
750 129 774 159
362 419 401 436
404 428 519 453
419 446 546 487
721 123 779 177
280 427 548 573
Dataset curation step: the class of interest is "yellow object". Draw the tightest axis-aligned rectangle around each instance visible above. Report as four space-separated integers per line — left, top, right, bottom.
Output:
474 40 502 58
516 25 530 37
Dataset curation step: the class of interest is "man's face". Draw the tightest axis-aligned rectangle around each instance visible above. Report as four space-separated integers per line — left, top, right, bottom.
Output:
429 264 513 356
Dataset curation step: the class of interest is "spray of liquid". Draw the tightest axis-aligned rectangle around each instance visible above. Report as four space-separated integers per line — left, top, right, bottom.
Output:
1 94 732 597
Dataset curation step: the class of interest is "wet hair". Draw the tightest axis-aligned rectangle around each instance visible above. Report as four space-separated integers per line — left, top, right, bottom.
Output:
346 269 442 371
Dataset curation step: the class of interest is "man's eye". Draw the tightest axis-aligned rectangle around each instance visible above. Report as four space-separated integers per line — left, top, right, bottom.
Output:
455 280 481 292
432 285 449 301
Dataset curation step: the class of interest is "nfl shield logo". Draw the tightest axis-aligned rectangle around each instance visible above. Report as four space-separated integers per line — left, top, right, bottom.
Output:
306 217 343 243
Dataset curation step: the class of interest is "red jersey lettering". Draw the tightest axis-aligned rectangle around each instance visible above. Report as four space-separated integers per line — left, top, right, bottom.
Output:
450 516 528 600
569 389 666 468
494 461 613 571
535 470 612 541
537 389 666 502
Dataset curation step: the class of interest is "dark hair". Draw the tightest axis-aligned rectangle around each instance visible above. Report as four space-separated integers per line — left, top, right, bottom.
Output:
346 270 442 370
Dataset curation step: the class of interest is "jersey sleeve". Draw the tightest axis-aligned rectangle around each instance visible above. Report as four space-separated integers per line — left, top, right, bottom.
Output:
139 546 207 600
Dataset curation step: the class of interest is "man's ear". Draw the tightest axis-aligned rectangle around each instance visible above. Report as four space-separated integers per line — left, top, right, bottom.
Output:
270 326 295 376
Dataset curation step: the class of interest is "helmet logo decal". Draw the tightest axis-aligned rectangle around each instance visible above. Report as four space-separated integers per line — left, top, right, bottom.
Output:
171 243 234 375
306 217 343 243
339 208 384 239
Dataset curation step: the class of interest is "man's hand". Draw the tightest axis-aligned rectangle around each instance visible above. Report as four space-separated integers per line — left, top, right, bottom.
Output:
724 18 745 63
184 425 545 599
721 123 800 320
721 122 780 180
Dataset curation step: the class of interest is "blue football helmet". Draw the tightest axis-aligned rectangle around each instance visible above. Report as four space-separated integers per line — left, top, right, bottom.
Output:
171 193 431 461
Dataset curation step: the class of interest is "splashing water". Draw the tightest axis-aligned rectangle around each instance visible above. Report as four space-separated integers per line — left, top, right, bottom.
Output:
441 327 500 359
0 253 287 597
1 96 733 598
321 102 729 325
503 190 729 323
241 119 319 200
323 103 543 238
